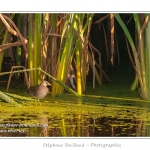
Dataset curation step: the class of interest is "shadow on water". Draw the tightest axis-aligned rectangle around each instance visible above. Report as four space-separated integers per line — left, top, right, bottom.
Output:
0 93 150 137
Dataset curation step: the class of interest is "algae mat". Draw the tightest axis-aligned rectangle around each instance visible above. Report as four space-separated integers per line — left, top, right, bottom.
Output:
0 94 150 137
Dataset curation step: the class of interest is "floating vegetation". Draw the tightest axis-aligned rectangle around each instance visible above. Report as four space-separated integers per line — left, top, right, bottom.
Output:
0 91 21 107
0 92 150 137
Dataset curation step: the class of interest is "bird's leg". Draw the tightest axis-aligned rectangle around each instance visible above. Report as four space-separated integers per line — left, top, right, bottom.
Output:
37 99 41 105
35 98 40 105
35 99 37 105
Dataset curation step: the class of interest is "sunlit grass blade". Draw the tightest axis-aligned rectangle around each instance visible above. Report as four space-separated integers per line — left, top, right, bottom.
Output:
0 91 21 107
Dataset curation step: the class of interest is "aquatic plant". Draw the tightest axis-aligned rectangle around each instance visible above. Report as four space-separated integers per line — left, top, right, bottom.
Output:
114 14 150 100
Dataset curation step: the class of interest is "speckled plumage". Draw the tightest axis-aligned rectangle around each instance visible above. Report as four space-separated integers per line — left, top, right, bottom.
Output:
26 80 51 100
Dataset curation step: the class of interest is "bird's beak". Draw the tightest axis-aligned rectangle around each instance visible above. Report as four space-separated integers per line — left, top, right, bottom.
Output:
47 82 51 86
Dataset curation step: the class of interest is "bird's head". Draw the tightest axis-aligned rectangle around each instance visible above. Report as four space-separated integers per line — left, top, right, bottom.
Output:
40 80 51 87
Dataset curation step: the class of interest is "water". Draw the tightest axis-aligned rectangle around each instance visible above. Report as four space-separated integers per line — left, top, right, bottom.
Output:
0 95 150 137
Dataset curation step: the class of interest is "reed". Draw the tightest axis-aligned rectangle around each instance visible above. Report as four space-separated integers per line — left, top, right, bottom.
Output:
0 14 15 72
114 13 150 100
51 14 94 96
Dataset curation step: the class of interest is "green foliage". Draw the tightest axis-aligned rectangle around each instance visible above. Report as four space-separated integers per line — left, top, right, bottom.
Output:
52 14 94 96
114 13 150 100
0 91 21 107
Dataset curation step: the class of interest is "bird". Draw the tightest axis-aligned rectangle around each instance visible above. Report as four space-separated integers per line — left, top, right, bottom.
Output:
26 80 51 102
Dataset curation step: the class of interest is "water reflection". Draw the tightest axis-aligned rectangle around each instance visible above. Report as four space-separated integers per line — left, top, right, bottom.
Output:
0 105 150 137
